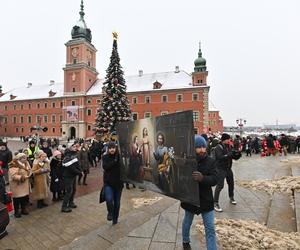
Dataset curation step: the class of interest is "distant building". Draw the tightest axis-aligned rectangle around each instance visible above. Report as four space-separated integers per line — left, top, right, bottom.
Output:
0 1 223 139
264 124 296 130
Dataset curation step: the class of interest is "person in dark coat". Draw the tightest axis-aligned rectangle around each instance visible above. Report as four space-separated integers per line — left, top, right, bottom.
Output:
78 142 92 185
50 150 64 201
213 133 240 212
181 135 217 250
0 141 13 185
40 141 53 159
102 141 123 225
61 144 82 213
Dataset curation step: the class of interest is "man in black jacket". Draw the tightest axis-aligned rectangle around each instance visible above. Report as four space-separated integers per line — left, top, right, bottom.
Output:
213 133 239 212
181 135 217 250
61 144 82 213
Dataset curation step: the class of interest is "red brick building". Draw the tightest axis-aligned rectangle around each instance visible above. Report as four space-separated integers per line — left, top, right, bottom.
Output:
0 1 223 139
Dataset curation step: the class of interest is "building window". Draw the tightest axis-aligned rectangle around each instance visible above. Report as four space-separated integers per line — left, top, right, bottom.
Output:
176 94 183 102
87 99 92 104
13 116 17 124
60 128 62 133
60 115 63 122
52 115 56 123
52 102 56 108
97 99 101 104
36 115 41 123
144 112 151 118
28 115 32 123
28 103 31 109
194 128 198 134
161 111 168 116
88 61 91 67
192 93 199 101
132 97 138 104
87 109 92 116
4 128 6 133
16 127 19 133
20 104 24 110
4 106 7 111
71 100 76 106
44 115 48 123
44 102 48 108
198 79 203 84
4 117 7 124
87 125 91 131
162 95 168 103
60 102 63 108
73 59 77 64
13 104 16 110
37 103 40 109
20 116 24 123
145 96 151 104
72 87 76 93
21 127 24 132
193 111 200 121
52 128 56 133
132 113 138 120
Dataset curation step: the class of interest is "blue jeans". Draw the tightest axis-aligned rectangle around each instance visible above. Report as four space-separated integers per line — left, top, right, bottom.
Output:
104 185 122 224
182 210 217 250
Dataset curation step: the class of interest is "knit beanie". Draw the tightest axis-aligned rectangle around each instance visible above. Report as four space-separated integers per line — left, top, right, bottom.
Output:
221 133 231 141
195 135 207 148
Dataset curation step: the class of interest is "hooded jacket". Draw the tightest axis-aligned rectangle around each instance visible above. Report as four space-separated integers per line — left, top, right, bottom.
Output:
62 149 82 178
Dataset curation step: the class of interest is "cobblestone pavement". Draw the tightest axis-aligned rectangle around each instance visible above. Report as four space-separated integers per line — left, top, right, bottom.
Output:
2 141 300 250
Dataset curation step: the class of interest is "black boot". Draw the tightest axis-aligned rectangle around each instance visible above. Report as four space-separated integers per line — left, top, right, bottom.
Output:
37 200 43 209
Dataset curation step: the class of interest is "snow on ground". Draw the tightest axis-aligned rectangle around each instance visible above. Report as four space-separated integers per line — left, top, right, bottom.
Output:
196 218 300 250
237 176 300 194
131 196 162 209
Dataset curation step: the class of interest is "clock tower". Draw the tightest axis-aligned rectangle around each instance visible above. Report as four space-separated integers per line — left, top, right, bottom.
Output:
63 0 98 94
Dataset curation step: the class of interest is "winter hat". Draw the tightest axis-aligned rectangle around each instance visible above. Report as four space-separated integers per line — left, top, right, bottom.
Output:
0 141 7 147
15 153 27 160
108 141 117 148
53 150 62 158
195 135 207 148
201 133 208 142
221 133 231 141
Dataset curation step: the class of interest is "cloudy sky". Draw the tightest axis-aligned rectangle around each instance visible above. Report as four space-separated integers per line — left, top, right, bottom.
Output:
0 0 299 126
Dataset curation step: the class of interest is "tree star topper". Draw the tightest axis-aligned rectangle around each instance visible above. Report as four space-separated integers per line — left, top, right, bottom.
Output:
112 31 118 40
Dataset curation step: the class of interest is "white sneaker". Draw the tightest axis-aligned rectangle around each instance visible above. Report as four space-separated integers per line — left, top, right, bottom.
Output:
214 203 223 212
230 198 237 205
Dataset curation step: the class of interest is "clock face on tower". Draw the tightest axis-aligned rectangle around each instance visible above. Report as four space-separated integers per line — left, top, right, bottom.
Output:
72 48 78 57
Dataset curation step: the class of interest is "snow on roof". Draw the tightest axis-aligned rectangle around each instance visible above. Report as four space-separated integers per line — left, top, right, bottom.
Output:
209 101 219 112
0 70 205 102
87 70 198 95
0 82 64 102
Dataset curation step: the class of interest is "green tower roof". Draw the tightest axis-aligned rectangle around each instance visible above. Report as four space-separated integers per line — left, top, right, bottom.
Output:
194 42 207 72
71 0 92 42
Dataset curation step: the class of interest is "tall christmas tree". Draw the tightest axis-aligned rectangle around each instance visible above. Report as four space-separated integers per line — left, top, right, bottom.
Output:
95 32 132 137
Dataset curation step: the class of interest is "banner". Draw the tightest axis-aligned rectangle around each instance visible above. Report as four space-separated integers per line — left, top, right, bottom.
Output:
66 106 79 122
116 110 200 206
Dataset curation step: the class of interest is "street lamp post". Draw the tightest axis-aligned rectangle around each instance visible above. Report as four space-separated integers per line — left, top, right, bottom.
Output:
30 117 48 146
236 118 247 137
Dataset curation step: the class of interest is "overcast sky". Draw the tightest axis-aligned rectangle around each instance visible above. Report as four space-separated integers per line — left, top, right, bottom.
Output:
0 0 299 126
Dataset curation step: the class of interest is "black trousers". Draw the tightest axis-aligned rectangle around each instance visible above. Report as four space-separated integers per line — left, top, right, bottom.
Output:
214 168 234 203
62 177 77 208
13 196 28 213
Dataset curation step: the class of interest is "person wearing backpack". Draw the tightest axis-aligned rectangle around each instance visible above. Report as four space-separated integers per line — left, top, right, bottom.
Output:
213 133 238 212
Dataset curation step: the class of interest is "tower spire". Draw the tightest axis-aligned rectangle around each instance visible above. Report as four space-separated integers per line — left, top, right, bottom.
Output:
198 41 202 57
79 0 85 20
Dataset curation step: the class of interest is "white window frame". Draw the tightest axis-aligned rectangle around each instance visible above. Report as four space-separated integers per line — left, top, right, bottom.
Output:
161 95 168 103
145 96 151 104
176 94 183 102
161 111 168 116
132 112 138 120
144 112 151 118
192 93 199 101
193 111 200 121
132 96 138 104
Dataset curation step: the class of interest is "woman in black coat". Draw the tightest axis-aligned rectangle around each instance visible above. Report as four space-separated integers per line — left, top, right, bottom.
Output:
50 151 64 201
102 141 123 225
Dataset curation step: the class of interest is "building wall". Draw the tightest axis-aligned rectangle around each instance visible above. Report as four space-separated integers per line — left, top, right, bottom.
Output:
208 111 224 133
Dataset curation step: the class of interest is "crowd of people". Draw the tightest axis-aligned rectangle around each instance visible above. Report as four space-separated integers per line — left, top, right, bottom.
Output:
0 131 299 246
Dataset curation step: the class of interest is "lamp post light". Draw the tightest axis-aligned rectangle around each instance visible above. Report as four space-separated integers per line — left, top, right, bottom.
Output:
236 118 247 137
